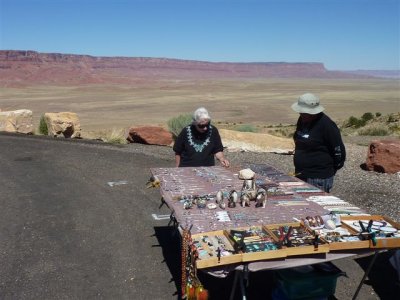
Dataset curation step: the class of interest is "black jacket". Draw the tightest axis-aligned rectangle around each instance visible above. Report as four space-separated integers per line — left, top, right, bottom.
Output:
293 113 346 179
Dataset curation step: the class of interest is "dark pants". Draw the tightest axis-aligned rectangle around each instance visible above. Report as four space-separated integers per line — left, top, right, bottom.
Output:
305 176 334 193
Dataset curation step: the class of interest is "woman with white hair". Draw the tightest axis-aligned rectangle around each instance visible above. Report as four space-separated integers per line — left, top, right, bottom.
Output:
173 107 230 167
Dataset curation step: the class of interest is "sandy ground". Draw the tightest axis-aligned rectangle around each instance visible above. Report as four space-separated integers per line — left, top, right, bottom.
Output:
0 78 399 136
219 128 295 152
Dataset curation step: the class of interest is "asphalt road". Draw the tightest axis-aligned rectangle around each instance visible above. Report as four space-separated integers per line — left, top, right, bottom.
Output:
0 133 398 300
0 133 179 299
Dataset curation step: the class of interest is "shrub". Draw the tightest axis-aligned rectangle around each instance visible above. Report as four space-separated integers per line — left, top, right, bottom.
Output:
103 128 127 144
38 115 48 135
167 114 192 139
375 112 382 117
358 126 389 136
361 112 374 122
388 114 397 123
235 124 257 133
346 116 366 128
268 127 294 138
389 124 400 134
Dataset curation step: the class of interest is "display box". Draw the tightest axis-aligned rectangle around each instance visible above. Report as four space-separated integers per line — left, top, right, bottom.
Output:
228 226 287 262
265 222 330 256
320 230 368 251
340 215 400 249
312 215 370 251
191 230 242 269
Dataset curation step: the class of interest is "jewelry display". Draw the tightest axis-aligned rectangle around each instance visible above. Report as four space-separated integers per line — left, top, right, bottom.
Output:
240 192 251 207
269 225 322 249
207 203 217 210
255 188 267 208
192 234 235 260
186 125 212 153
181 227 190 298
150 164 400 270
228 190 237 208
181 226 209 299
230 226 278 253
342 218 400 241
306 195 365 215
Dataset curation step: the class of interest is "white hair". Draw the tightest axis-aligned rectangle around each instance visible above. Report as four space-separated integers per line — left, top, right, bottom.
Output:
192 107 211 123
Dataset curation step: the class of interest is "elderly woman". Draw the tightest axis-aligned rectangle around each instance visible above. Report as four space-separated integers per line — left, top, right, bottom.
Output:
173 107 230 167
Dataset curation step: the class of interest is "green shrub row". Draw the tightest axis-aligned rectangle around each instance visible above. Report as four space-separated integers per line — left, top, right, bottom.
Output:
167 114 193 139
344 112 379 128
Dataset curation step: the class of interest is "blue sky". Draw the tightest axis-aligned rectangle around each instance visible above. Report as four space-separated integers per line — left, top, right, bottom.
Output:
0 0 399 70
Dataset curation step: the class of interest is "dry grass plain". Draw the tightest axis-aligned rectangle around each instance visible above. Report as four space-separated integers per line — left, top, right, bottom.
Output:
0 78 399 138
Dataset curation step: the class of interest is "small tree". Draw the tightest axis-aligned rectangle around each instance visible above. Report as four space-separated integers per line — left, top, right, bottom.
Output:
38 115 48 135
167 114 192 139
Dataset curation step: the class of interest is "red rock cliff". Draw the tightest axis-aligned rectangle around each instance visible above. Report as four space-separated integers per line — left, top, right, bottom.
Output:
0 50 365 86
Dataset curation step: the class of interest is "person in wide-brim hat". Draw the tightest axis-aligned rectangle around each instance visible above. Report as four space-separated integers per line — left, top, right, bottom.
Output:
291 93 345 193
291 92 325 115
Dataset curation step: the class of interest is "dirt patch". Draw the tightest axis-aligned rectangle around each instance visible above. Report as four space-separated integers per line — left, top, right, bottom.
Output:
219 128 294 152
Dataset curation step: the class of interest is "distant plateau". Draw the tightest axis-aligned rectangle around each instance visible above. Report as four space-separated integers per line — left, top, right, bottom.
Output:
0 50 398 87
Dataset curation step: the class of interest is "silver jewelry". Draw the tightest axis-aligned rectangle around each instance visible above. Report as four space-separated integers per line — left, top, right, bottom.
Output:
186 125 212 152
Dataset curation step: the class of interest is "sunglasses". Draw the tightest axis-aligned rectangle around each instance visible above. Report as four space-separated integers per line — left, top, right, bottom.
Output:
196 123 209 129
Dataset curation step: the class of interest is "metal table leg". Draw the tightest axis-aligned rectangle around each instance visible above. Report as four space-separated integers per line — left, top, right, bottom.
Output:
352 250 380 300
240 266 248 300
229 270 240 300
229 265 249 300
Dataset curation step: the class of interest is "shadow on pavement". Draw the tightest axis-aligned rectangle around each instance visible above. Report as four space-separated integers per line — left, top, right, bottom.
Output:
153 226 181 298
355 250 400 300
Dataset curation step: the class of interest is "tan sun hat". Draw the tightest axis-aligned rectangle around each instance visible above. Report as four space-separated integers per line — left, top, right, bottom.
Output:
291 93 325 114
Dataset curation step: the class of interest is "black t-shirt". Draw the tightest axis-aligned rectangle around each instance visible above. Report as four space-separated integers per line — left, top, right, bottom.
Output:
293 113 346 179
173 124 224 167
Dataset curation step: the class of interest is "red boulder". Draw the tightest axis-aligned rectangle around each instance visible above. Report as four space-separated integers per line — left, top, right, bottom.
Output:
127 126 173 146
365 139 400 174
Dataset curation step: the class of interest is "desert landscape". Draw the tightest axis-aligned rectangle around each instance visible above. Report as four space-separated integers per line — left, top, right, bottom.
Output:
1 79 400 138
0 50 399 138
1 50 400 299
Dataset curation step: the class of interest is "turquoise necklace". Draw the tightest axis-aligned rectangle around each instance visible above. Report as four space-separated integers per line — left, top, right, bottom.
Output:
186 125 212 152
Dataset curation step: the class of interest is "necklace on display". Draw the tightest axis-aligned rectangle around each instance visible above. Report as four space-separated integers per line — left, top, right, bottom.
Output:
186 125 212 152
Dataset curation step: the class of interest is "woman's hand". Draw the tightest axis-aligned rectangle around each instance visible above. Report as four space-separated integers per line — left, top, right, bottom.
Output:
175 154 181 167
215 152 229 167
220 158 230 168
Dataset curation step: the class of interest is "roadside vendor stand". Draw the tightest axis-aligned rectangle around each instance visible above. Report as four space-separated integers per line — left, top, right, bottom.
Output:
150 164 400 300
